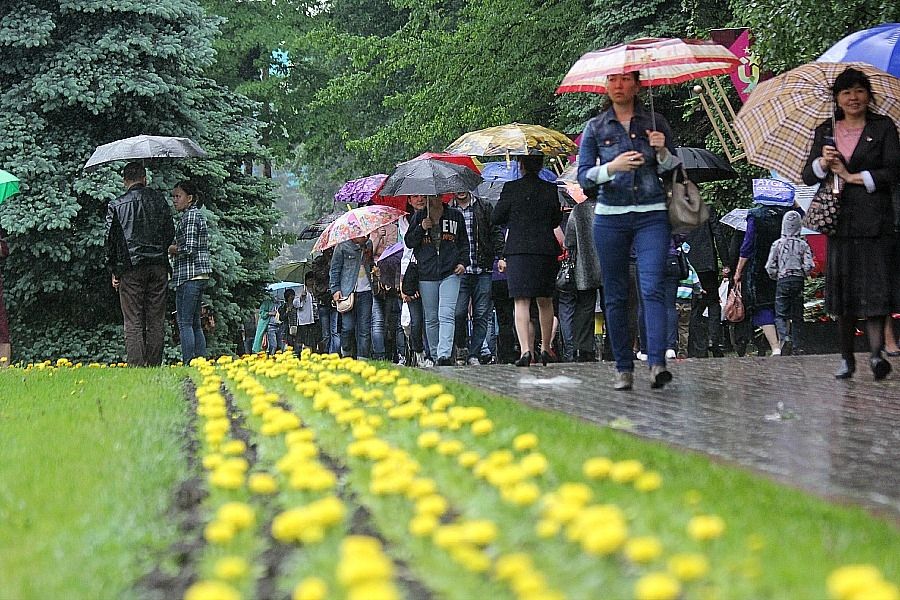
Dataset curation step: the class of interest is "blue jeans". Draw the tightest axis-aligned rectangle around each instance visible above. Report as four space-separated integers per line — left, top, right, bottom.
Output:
594 211 671 371
175 279 207 363
319 304 340 353
341 290 373 358
371 295 387 360
454 272 493 359
419 274 461 360
775 276 804 346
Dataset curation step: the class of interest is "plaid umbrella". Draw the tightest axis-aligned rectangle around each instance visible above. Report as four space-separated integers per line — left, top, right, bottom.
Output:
312 205 406 252
445 123 577 157
733 62 900 182
557 38 740 94
333 174 387 205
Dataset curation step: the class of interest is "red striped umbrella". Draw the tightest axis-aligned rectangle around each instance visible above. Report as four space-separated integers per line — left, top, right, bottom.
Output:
557 38 740 94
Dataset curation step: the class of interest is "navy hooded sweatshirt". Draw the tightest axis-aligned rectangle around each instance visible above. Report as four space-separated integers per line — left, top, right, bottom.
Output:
404 206 470 281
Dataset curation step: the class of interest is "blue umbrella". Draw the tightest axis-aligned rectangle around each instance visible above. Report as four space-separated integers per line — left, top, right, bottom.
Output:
818 23 900 76
474 162 557 205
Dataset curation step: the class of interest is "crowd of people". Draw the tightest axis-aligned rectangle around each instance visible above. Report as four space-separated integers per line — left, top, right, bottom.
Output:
249 66 899 390
2 68 897 389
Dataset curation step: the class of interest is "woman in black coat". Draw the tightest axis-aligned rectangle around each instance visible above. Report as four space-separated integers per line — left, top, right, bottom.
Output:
492 155 563 366
801 67 900 379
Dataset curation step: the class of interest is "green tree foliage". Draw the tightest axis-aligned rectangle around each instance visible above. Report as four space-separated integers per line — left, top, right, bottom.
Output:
731 0 900 72
0 0 279 362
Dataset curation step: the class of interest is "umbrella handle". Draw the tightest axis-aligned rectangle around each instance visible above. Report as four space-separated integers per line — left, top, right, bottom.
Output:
649 88 656 131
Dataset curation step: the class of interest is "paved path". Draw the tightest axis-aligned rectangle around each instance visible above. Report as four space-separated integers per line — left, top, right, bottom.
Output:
437 353 900 522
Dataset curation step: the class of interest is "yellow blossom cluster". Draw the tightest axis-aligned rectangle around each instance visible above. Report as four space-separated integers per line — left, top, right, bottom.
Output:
271 496 345 545
494 553 566 600
336 536 400 600
827 565 899 600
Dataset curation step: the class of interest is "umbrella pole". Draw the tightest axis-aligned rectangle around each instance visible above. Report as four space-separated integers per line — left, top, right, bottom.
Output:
648 87 657 131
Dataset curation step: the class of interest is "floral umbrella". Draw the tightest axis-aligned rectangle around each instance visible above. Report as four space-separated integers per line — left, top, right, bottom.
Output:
312 205 406 252
733 61 900 182
445 123 577 158
333 174 388 205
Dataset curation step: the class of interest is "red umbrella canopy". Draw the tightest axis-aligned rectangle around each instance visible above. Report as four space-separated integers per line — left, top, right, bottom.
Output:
557 37 741 94
371 152 479 210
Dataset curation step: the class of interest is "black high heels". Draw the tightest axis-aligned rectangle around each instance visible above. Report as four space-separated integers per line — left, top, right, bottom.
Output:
540 348 557 366
515 351 534 367
871 355 892 380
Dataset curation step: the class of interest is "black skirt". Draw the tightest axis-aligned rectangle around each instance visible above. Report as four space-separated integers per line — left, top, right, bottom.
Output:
506 254 559 299
825 234 898 317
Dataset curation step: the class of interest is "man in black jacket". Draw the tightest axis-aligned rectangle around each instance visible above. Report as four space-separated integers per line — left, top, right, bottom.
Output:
451 191 503 365
105 162 175 366
684 208 730 358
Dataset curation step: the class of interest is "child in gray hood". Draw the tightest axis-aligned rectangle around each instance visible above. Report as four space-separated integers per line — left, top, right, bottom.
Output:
765 210 815 355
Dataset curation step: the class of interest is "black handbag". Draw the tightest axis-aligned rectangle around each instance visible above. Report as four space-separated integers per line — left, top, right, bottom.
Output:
401 262 419 296
556 252 576 292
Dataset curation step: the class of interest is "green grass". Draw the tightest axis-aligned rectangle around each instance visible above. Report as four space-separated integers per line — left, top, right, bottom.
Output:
259 363 900 600
0 368 189 600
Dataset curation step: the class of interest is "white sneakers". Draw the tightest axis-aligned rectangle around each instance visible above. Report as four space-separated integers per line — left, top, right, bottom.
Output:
466 356 481 366
665 349 677 359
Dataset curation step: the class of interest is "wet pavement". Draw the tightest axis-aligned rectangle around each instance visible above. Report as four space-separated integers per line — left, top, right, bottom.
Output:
437 353 900 522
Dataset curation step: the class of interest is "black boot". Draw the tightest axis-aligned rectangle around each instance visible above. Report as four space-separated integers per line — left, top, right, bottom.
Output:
870 353 892 380
835 356 856 379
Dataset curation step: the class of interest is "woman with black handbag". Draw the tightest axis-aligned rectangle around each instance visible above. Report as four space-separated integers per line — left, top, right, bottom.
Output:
801 67 900 379
564 194 603 362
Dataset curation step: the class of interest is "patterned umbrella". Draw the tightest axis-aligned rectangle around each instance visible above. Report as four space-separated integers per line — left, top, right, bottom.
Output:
0 170 20 205
334 174 388 205
818 23 900 77
445 123 576 157
556 38 740 94
733 62 900 183
312 205 406 252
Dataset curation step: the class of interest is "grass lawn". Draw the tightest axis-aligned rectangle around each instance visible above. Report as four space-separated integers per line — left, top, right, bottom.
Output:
0 367 188 599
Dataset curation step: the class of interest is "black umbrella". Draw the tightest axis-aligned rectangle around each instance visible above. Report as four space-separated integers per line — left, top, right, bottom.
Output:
298 212 342 240
675 147 738 183
379 158 483 197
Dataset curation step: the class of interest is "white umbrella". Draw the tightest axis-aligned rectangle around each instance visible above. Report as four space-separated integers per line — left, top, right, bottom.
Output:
84 134 207 171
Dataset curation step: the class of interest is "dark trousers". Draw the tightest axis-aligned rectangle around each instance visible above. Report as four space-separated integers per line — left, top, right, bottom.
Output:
775 276 804 347
573 289 599 354
558 290 577 361
119 263 168 366
688 270 724 357
492 279 517 363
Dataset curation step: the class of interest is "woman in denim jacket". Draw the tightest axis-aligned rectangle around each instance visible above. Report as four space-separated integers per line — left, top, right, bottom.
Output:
577 72 679 391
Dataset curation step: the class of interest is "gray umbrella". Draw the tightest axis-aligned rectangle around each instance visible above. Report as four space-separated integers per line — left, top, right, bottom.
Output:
379 158 483 197
83 134 208 171
675 147 737 183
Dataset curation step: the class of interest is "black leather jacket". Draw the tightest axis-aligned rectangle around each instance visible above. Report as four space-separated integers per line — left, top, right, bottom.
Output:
105 184 175 276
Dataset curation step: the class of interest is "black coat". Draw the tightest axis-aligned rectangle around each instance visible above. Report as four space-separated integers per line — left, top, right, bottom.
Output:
492 174 562 256
802 113 900 237
683 207 729 273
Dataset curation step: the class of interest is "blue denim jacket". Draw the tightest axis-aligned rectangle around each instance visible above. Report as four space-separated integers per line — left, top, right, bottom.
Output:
577 103 676 209
329 239 372 298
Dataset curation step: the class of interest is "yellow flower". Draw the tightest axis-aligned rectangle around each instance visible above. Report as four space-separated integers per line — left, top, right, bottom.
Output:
437 439 464 456
460 519 498 546
347 581 400 600
202 453 224 470
292 576 328 600
248 473 279 495
457 451 481 468
415 494 448 517
221 439 247 455
625 536 663 563
494 553 533 581
580 520 628 555
214 556 249 580
409 514 439 537
687 515 726 541
609 459 644 483
471 418 494 436
849 580 899 600
634 573 682 600
217 502 255 530
668 553 710 581
582 456 613 479
535 519 560 539
184 580 241 600
513 433 539 451
520 452 548 476
634 471 662 492
827 565 887 600
204 520 236 544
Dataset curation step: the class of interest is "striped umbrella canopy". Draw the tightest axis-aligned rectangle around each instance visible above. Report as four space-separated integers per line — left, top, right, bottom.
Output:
445 123 576 157
734 62 900 182
556 38 740 94
312 205 406 252
0 170 20 205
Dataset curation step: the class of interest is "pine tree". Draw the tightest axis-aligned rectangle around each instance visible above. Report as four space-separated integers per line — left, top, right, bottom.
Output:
0 0 279 362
